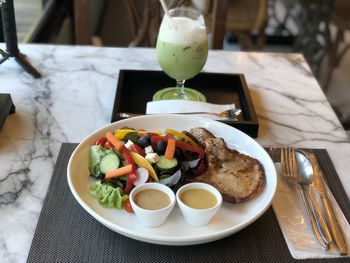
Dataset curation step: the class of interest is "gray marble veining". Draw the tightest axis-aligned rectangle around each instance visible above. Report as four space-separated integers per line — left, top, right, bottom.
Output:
0 44 349 263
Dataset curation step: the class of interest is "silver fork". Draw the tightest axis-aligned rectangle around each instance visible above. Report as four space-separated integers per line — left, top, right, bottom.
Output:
280 146 332 250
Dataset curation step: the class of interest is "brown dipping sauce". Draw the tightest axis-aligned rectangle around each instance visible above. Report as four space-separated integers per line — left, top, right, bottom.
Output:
180 188 217 209
134 189 170 210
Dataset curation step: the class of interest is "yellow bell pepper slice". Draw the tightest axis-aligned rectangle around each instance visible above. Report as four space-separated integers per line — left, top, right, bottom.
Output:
114 129 136 140
130 152 159 182
165 128 198 146
137 130 162 136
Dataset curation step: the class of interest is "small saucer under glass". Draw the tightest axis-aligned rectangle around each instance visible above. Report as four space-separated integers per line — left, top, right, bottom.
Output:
153 87 206 101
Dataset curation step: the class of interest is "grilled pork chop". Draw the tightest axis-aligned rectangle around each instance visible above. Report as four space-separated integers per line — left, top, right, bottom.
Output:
188 128 265 203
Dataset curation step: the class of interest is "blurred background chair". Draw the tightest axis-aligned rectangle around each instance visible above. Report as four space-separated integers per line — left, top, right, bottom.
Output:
224 0 268 50
323 0 350 91
74 0 191 47
123 0 189 47
73 0 268 50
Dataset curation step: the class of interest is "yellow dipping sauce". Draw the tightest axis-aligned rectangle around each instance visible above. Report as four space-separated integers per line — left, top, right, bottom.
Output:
180 188 217 209
135 189 170 210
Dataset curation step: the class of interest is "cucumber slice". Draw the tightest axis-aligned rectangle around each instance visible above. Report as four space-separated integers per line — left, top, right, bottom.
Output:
100 153 120 174
156 155 178 171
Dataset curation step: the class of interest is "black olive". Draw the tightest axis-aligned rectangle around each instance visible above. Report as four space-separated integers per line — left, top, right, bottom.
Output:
156 141 167 155
137 135 151 148
174 148 184 161
123 132 139 143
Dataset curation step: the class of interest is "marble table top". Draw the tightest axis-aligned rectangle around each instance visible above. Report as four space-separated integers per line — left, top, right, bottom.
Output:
0 44 349 262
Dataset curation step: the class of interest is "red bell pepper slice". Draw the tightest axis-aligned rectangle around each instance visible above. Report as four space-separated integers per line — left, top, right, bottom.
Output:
121 147 138 194
175 140 205 157
130 144 145 157
151 135 205 157
150 134 172 146
151 135 167 149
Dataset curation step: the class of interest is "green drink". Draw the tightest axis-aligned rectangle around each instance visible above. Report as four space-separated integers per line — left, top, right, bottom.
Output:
156 36 208 81
154 8 208 101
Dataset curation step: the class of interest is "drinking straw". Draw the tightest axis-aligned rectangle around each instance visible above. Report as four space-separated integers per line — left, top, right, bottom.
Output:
159 0 171 17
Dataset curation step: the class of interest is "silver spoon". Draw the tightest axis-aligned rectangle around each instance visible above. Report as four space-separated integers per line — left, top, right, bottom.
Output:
117 108 242 119
295 150 333 248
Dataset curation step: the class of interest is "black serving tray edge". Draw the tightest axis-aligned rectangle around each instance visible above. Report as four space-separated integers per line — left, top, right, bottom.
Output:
111 70 259 138
0 93 15 131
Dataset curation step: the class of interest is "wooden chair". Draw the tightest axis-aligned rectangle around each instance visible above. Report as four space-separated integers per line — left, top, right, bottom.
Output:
74 0 91 45
152 0 268 50
323 0 350 91
227 0 268 50
209 0 268 50
73 0 267 50
73 0 190 47
123 0 190 47
210 0 229 49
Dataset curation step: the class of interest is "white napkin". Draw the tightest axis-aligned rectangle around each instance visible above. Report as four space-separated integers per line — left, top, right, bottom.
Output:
272 164 350 259
146 100 235 120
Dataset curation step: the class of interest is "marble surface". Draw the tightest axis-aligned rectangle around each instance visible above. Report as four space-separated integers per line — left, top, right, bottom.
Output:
0 44 349 262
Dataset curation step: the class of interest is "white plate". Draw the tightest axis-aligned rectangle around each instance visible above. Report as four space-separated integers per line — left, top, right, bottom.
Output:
67 115 277 245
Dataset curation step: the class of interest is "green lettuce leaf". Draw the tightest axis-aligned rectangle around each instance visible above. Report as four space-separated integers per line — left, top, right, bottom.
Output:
89 145 105 178
89 181 128 209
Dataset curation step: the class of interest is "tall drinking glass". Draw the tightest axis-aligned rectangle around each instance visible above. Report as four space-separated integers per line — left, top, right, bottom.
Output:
154 7 208 101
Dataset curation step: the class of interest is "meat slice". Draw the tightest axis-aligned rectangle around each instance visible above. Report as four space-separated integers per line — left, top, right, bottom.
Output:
189 128 265 203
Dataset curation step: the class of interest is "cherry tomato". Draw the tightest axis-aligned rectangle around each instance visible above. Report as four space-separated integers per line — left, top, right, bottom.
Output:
95 136 107 146
196 162 207 175
104 141 114 149
123 199 134 213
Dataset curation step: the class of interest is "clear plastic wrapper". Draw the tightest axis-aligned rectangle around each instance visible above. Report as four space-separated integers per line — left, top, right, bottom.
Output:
272 164 350 259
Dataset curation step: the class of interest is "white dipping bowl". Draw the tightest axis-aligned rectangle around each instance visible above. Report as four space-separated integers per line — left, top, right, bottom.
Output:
130 183 176 228
176 182 222 227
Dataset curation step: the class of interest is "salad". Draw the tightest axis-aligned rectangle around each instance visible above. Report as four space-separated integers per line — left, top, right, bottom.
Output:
88 128 207 212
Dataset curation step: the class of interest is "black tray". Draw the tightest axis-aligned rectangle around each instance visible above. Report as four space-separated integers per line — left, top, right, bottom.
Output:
0 93 15 131
111 70 259 137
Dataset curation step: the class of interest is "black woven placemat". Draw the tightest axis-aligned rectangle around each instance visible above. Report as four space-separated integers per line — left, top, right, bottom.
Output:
27 144 350 263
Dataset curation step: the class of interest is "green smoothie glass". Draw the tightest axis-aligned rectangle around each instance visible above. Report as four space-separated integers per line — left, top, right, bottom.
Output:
154 7 208 101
